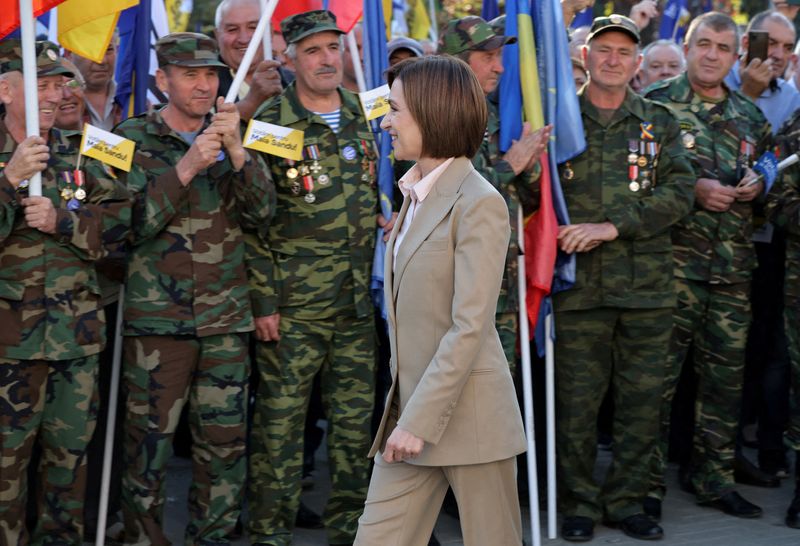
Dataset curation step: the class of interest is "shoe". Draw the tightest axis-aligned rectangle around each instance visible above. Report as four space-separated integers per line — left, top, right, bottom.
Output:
643 497 662 521
295 502 324 529
561 516 594 542
759 449 789 479
734 453 780 488
678 466 695 494
787 492 800 529
616 514 663 540
428 533 440 545
703 491 763 518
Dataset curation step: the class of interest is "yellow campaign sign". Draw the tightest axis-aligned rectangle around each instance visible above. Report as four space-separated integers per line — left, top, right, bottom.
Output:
359 84 391 121
80 124 135 172
243 119 304 161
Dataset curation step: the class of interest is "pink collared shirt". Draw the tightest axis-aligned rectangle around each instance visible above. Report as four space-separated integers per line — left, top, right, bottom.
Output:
393 158 455 271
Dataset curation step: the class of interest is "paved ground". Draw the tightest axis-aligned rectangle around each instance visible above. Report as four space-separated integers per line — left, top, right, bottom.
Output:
150 444 799 546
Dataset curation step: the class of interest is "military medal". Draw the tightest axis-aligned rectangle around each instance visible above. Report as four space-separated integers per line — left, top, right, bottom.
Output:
629 164 639 192
342 145 357 161
302 174 315 203
317 173 330 186
304 192 316 203
287 167 299 179
637 155 648 167
73 169 86 202
628 153 638 164
629 181 640 192
299 164 310 177
61 187 74 200
75 188 86 200
307 145 322 174
290 181 301 195
562 161 574 180
682 132 695 149
641 179 652 190
67 198 80 210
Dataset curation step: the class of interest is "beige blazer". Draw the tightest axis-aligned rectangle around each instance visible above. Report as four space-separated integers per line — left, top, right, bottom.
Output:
369 157 527 467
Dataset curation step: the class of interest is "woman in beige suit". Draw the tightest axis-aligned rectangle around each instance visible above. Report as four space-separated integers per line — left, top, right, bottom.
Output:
354 56 527 546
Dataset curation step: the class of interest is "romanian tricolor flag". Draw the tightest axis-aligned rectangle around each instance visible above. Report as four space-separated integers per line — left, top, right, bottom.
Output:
0 0 66 39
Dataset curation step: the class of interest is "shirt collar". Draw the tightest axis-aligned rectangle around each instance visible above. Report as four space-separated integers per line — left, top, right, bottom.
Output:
398 158 454 202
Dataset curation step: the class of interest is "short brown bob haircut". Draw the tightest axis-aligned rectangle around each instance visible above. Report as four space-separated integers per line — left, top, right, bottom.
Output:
386 55 487 159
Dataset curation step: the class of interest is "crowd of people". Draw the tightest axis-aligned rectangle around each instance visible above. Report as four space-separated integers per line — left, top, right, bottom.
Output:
1 0 800 545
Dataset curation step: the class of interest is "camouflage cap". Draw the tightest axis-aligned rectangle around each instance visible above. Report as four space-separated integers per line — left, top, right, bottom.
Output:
155 32 227 68
439 16 516 56
586 14 641 44
0 39 74 77
281 10 344 45
488 15 507 36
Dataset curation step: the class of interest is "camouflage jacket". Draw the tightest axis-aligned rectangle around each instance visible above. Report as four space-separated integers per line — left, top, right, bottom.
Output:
554 88 695 312
0 120 130 360
767 110 800 305
247 83 378 320
645 73 772 284
108 108 275 337
472 95 540 314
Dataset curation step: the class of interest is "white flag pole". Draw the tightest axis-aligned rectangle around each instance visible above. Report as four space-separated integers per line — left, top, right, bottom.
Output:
258 0 273 61
346 29 366 93
517 207 542 546
94 285 125 546
427 0 438 44
19 0 42 196
546 311 557 538
225 0 279 103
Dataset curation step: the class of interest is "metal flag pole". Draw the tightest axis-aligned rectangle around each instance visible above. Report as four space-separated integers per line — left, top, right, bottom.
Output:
258 0 273 60
19 0 42 196
347 29 366 93
517 207 542 546
225 0 279 103
546 309 557 538
95 284 126 546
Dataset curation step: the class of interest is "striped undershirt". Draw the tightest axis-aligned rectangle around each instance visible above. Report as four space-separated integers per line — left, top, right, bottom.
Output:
314 109 341 134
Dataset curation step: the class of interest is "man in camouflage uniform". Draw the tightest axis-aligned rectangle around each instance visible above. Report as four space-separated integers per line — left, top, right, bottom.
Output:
554 16 694 541
644 12 772 520
105 33 274 545
246 11 379 546
0 40 130 545
438 15 550 370
767 109 800 528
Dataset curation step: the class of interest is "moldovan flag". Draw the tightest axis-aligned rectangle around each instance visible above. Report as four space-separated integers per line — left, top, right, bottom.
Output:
0 0 66 39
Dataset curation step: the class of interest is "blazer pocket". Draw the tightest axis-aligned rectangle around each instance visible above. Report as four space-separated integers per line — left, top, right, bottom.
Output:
469 368 496 376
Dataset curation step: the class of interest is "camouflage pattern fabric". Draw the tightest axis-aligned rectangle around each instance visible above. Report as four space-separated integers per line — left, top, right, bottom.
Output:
0 355 99 546
280 10 343 45
247 82 377 546
551 88 692 522
249 314 375 546
0 121 130 361
155 32 227 68
121 334 249 546
554 307 672 522
648 279 750 502
644 73 771 504
766 112 800 452
554 88 695 313
645 73 772 284
100 107 275 337
495 312 518 373
438 16 515 55
0 39 74 77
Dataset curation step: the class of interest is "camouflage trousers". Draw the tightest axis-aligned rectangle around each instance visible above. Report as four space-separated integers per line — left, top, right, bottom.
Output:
121 334 249 546
495 311 518 375
0 355 99 546
554 306 670 522
786 301 800 453
248 312 375 546
648 280 750 503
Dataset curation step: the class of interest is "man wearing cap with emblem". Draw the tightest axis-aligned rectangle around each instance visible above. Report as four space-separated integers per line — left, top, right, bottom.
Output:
438 15 551 374
553 15 694 541
103 32 274 545
245 10 381 546
645 11 772 521
0 39 130 545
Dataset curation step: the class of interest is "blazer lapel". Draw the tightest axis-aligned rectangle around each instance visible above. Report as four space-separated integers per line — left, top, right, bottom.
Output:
392 158 474 301
384 196 410 330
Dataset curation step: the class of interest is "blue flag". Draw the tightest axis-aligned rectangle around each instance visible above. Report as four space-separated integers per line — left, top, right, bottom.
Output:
498 0 522 153
481 0 500 21
570 7 594 29
364 0 395 320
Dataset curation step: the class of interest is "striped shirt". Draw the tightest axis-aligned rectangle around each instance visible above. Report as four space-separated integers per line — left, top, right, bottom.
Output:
314 109 341 134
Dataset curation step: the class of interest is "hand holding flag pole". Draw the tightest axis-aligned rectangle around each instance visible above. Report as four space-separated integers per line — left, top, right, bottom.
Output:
225 0 279 103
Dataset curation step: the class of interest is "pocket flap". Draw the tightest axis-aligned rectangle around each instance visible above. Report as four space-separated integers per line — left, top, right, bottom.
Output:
0 280 25 301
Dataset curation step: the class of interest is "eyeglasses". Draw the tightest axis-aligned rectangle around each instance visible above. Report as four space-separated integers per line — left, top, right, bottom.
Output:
64 79 85 91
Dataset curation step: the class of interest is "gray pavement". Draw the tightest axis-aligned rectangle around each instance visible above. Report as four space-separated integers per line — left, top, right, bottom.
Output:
153 445 799 545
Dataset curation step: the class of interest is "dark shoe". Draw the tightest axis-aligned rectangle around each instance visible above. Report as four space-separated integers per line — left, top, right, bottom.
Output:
703 491 763 518
678 466 695 494
643 497 662 521
734 453 780 488
616 514 663 540
295 502 324 529
428 533 440 545
759 449 790 479
787 492 800 529
562 516 594 542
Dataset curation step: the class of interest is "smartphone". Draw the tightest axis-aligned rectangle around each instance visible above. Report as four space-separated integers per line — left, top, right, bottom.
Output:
747 30 769 63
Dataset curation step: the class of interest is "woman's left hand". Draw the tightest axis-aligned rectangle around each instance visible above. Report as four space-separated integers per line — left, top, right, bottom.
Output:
383 427 424 463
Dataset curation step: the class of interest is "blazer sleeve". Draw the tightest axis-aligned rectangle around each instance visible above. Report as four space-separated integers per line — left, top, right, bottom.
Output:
397 186 511 445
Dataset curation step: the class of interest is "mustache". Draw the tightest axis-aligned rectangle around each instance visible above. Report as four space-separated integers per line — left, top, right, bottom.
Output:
314 66 337 75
